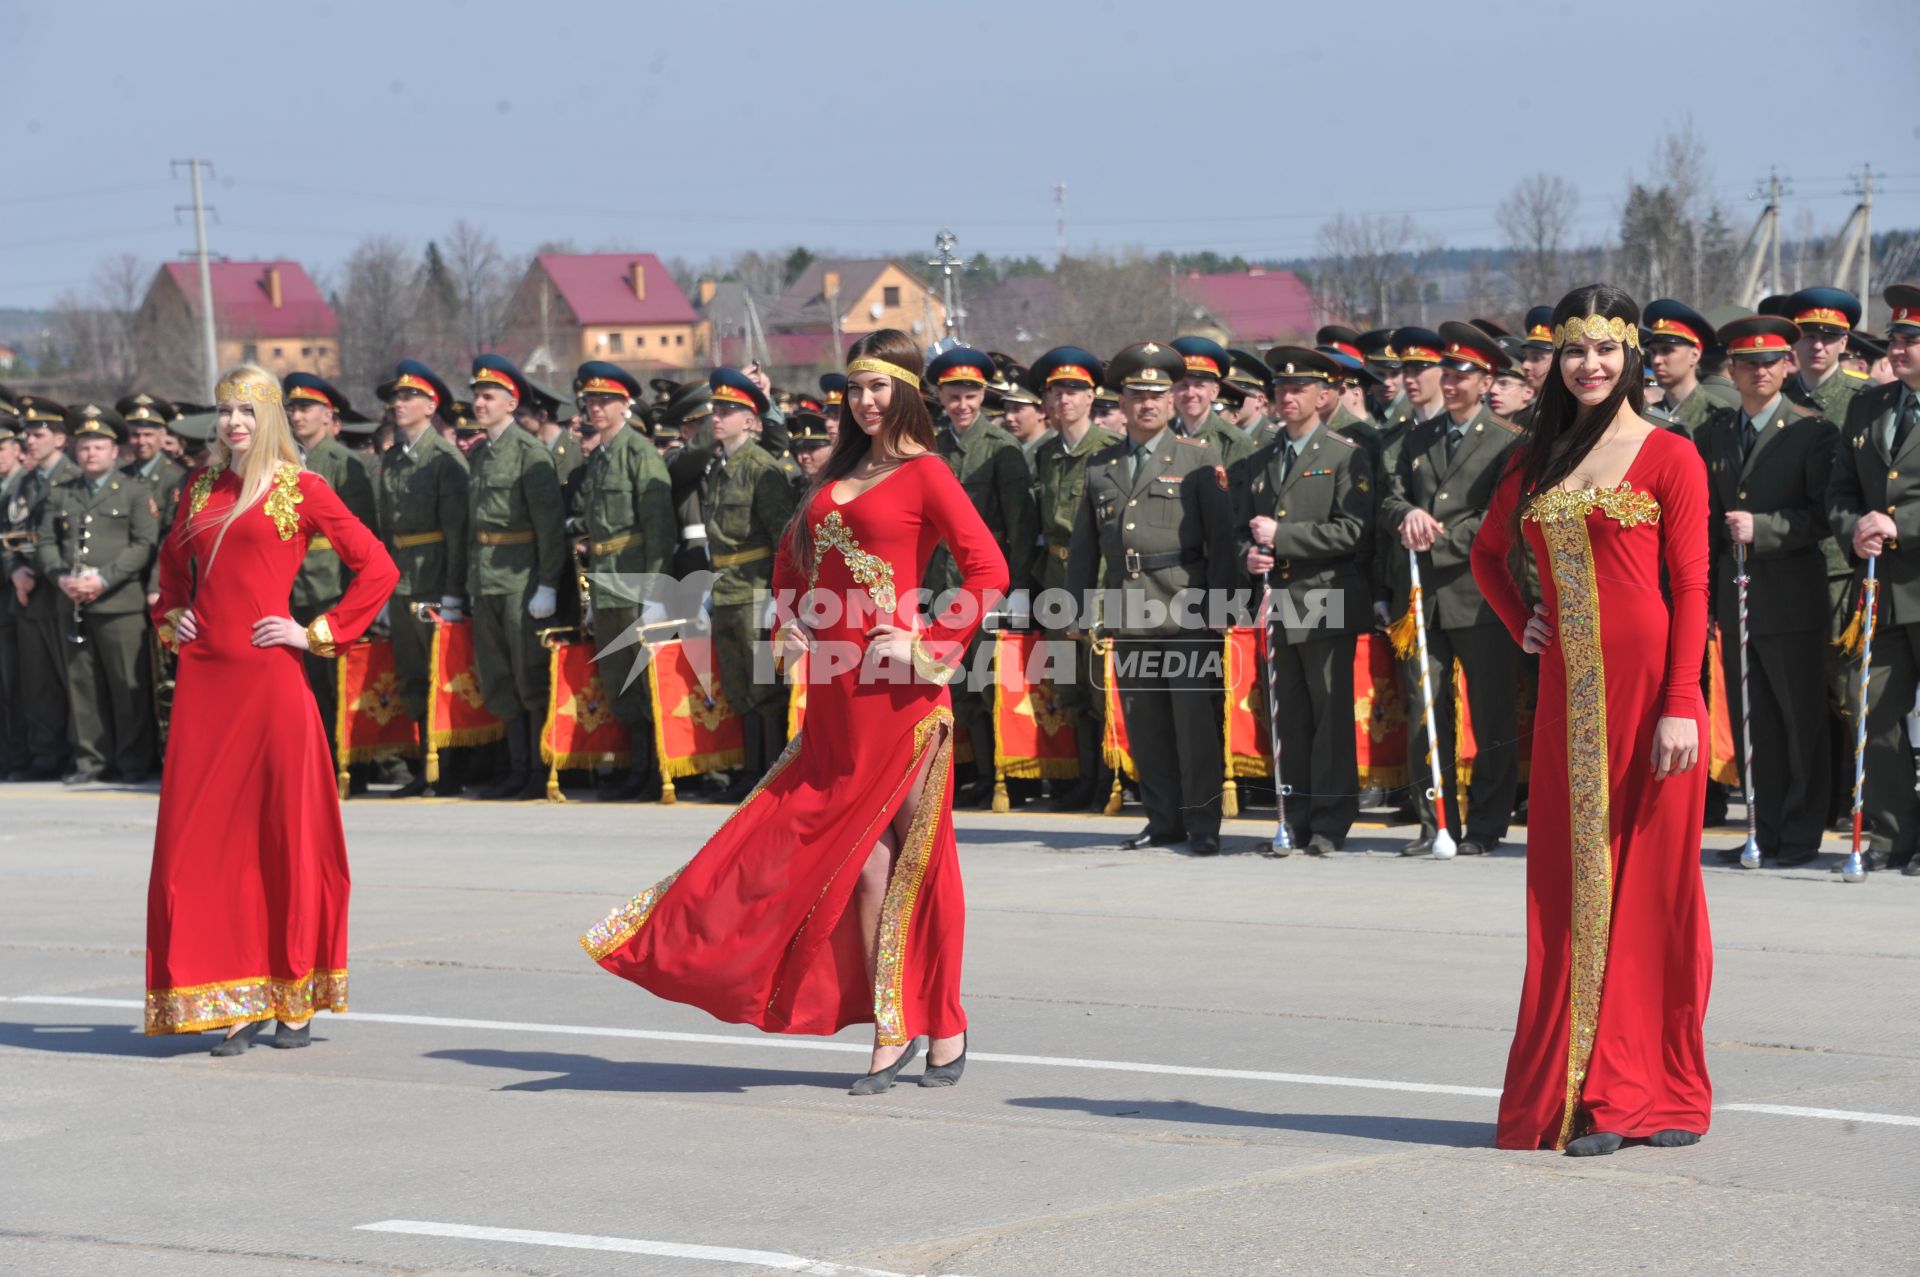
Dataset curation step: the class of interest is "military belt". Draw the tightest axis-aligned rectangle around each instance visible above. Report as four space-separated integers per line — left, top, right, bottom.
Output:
591 532 639 556
1122 547 1204 574
307 535 333 552
391 531 445 548
710 546 772 568
476 528 535 546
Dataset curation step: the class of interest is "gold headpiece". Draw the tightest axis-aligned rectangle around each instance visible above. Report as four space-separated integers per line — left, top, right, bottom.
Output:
1552 314 1640 351
213 372 285 405
845 357 922 390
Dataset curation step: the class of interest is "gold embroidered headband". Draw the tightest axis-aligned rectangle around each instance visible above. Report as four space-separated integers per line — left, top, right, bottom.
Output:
1552 314 1640 351
213 374 284 405
845 357 922 390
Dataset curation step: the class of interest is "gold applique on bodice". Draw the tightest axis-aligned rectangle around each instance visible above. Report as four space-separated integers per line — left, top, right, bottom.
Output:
1523 482 1660 528
811 509 897 613
185 462 303 541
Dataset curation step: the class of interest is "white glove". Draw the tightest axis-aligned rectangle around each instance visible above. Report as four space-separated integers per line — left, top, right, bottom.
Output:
438 595 464 622
528 584 557 620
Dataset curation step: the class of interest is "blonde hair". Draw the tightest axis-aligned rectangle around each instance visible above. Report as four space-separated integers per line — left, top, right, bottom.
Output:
196 363 302 566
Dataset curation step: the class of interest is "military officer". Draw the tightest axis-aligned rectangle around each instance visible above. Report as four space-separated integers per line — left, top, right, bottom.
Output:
1695 316 1837 867
517 378 583 489
1378 322 1526 857
283 373 379 764
662 381 717 577
704 367 800 800
373 360 470 798
36 404 157 783
789 411 833 488
1643 299 1735 437
1515 305 1556 398
997 373 1052 472
463 354 567 801
1225 348 1275 444
819 373 846 442
923 347 1040 804
1235 347 1374 855
0 412 25 776
1785 287 1869 422
1356 329 1405 423
1826 285 1920 874
117 394 186 563
571 360 675 802
1091 386 1126 437
7 397 76 779
1487 359 1536 420
1169 335 1254 466
1030 346 1111 810
1066 341 1237 856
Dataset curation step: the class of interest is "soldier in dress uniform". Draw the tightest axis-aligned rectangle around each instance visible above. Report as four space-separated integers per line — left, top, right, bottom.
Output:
926 347 1041 806
1644 299 1736 437
570 360 674 802
373 360 470 798
1031 346 1111 810
661 381 717 577
282 373 379 769
996 371 1052 471
117 395 186 534
1356 328 1405 423
1378 322 1526 857
703 368 800 801
1515 305 1556 401
36 404 156 783
1785 287 1868 421
1825 284 1920 874
789 410 833 489
1226 348 1275 445
1487 359 1536 420
0 411 25 776
1695 316 1837 867
1169 335 1254 466
7 396 75 779
1236 347 1375 854
517 378 583 489
464 354 567 801
1091 386 1126 436
1067 341 1237 855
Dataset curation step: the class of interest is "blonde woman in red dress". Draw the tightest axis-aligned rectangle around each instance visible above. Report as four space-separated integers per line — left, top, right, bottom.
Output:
1470 285 1714 1155
584 331 1009 1093
146 364 398 1054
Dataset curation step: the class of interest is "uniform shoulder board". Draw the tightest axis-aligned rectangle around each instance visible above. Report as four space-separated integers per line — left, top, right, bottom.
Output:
1489 414 1524 435
1322 431 1359 448
1843 367 1869 381
1174 435 1209 447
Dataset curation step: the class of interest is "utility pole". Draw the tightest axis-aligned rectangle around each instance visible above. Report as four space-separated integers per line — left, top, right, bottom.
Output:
1765 169 1786 298
1736 168 1789 305
172 158 219 400
1054 182 1067 262
1855 162 1881 329
928 228 966 345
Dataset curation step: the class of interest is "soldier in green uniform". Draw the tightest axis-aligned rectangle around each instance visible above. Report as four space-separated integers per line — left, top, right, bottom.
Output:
1235 346 1374 855
1090 386 1126 437
1356 329 1405 424
1695 316 1837 867
662 382 717 578
996 373 1052 474
1378 323 1527 857
788 409 832 493
6 397 75 779
0 410 25 776
1169 335 1254 466
1067 340 1238 856
117 394 186 579
1826 284 1920 874
1644 300 1736 437
36 404 157 783
927 347 1040 804
1030 347 1111 810
517 378 583 490
373 361 470 798
283 374 379 767
571 361 675 801
1487 358 1536 421
704 367 800 800
465 354 567 801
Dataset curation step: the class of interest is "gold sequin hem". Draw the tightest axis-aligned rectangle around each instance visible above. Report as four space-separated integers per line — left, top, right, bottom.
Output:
145 968 348 1035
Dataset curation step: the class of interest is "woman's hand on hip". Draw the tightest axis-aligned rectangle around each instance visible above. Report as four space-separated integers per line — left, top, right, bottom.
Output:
863 623 915 669
252 615 309 651
1651 715 1699 781
175 608 199 645
1522 603 1553 655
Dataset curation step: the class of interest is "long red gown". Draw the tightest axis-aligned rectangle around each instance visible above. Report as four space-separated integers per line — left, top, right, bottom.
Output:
1470 426 1714 1149
583 454 1007 1045
145 461 398 1034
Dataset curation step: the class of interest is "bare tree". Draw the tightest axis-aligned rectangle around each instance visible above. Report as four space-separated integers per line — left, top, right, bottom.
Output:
1498 173 1579 307
46 253 152 398
337 235 419 405
443 219 514 354
1311 213 1426 328
1048 252 1178 356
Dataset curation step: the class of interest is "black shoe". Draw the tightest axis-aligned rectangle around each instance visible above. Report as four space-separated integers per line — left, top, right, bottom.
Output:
390 776 430 799
1356 786 1384 810
1305 834 1339 857
1713 844 1753 864
1647 1129 1701 1148
850 1038 922 1095
1188 833 1221 857
19 762 63 781
61 769 101 786
1120 826 1183 851
210 1020 267 1056
1903 857 1920 877
1565 1131 1624 1157
271 1021 311 1049
1456 837 1497 856
920 1033 967 1088
1049 779 1094 811
955 778 995 809
1399 836 1435 858
1773 846 1820 868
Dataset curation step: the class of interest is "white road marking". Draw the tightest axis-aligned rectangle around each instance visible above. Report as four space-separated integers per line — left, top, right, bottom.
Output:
8 995 1917 1128
355 1219 965 1275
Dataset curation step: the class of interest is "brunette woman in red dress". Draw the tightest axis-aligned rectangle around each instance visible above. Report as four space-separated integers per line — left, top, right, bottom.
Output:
146 365 398 1055
1470 285 1714 1156
583 330 1009 1093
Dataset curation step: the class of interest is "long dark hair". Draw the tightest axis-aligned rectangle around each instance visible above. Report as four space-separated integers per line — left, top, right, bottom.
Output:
780 328 936 581
1508 283 1647 535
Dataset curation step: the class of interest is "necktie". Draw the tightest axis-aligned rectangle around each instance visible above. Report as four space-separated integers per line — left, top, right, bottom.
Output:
1280 441 1298 484
1892 395 1918 458
1128 442 1145 481
1445 426 1462 465
1739 414 1757 460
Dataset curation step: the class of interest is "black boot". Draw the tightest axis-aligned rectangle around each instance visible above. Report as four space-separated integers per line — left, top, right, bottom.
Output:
955 709 996 807
482 715 530 799
724 712 766 802
390 723 430 797
429 744 464 797
511 714 549 800
1051 721 1098 811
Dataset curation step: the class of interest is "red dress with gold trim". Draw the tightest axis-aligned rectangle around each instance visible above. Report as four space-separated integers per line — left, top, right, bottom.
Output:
144 463 398 1034
1470 427 1714 1149
583 454 1007 1045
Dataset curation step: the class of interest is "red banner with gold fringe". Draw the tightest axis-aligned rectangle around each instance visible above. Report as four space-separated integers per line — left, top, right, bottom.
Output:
647 637 745 803
992 631 1078 808
540 640 633 800
1355 632 1409 791
1099 639 1135 814
426 617 504 784
1706 627 1739 787
334 637 417 797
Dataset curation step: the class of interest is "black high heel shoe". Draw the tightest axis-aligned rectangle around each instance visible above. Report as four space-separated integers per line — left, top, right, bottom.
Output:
271 1021 311 1049
849 1038 921 1095
919 1033 967 1088
210 1020 267 1057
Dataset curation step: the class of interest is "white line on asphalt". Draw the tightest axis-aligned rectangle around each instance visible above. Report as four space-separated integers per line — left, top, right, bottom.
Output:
355 1219 967 1276
9 995 1919 1128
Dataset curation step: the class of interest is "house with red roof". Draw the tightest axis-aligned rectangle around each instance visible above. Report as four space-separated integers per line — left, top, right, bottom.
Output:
503 253 706 376
137 260 340 383
1174 268 1319 345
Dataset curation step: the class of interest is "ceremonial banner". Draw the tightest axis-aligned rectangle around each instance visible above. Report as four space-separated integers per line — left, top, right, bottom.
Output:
1355 633 1409 792
334 637 417 798
1706 627 1739 787
991 631 1078 811
541 640 633 801
425 617 503 784
1100 640 1136 815
1453 659 1536 806
1220 626 1267 818
647 637 745 804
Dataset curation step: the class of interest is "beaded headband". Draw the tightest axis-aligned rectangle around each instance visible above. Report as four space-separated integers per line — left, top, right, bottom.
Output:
846 357 922 390
213 373 284 405
1553 314 1640 351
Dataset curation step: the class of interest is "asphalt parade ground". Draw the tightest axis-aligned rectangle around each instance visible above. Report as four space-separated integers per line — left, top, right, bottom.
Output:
3 784 1916 1276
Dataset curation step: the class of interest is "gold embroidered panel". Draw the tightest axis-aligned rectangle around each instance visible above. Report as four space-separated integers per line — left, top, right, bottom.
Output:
146 968 347 1035
1524 482 1660 529
188 464 225 516
266 464 304 540
811 509 898 613
873 709 955 1045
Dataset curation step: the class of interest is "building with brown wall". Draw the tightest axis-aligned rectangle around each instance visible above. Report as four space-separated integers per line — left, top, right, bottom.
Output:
136 260 340 399
503 253 706 378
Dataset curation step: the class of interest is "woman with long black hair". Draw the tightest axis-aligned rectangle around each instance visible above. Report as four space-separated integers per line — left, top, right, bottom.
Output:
582 330 1008 1093
1470 285 1714 1155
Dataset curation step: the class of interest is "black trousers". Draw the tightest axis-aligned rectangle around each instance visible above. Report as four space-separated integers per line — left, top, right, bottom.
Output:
1267 631 1359 845
1719 623 1829 854
1112 635 1224 842
1398 621 1518 843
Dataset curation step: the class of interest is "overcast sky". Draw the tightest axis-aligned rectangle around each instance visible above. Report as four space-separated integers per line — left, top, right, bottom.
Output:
6 0 1916 308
